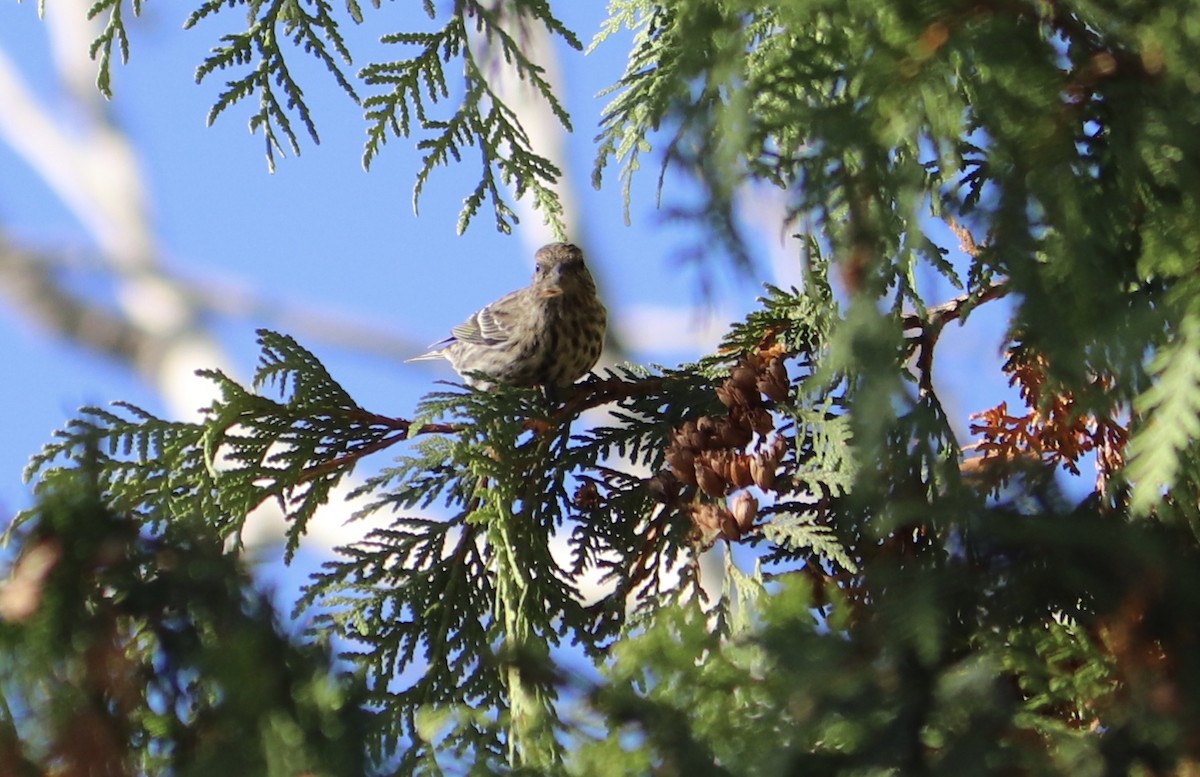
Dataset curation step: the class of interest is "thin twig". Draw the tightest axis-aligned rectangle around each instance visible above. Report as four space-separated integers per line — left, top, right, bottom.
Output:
553 374 669 422
297 373 674 483
903 281 1011 398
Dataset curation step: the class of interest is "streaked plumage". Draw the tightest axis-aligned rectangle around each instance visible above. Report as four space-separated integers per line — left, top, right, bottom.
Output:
409 242 607 389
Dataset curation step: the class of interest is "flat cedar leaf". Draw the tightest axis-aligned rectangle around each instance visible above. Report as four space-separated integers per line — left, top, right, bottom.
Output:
762 510 857 574
22 3 1200 774
1128 315 1200 514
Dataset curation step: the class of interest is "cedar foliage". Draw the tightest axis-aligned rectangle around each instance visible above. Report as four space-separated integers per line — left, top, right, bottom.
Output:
7 0 1200 775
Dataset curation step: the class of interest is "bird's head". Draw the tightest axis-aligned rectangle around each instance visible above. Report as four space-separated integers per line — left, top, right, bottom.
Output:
531 242 594 299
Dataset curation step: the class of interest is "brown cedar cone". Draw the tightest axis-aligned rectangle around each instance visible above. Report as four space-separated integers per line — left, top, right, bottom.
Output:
715 417 754 449
729 491 759 535
751 436 788 492
573 481 601 510
726 453 755 489
690 503 729 538
750 454 777 492
695 458 730 497
666 445 699 487
646 471 683 504
756 358 790 402
744 407 775 435
726 362 763 407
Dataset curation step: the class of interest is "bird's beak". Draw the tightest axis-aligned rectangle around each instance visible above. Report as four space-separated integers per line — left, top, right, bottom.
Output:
539 287 563 298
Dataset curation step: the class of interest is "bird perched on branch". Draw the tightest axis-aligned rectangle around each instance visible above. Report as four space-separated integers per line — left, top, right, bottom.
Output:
409 242 607 391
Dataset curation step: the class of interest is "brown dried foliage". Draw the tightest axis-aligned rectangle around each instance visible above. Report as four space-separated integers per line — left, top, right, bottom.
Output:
967 345 1129 497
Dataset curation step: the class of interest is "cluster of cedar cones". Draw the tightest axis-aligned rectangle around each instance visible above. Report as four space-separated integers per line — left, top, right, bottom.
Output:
659 353 791 543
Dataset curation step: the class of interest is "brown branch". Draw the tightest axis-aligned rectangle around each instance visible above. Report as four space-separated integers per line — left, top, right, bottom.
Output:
554 374 670 421
903 281 1011 398
297 432 412 484
344 408 461 436
296 413 464 484
297 373 674 483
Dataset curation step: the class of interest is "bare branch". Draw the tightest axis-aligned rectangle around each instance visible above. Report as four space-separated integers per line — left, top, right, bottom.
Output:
904 281 1011 398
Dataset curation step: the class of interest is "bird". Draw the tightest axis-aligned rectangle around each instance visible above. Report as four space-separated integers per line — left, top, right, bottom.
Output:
408 242 607 391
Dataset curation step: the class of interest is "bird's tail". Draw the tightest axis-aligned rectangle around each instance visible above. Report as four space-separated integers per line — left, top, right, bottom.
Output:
404 339 453 363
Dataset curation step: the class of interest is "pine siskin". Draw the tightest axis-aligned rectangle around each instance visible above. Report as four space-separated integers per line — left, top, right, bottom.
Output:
408 242 607 390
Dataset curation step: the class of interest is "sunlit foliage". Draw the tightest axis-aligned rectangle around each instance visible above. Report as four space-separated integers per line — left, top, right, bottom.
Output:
7 0 1200 774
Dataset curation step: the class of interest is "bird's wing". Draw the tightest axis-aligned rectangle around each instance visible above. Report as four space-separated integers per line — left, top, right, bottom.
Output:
450 289 523 345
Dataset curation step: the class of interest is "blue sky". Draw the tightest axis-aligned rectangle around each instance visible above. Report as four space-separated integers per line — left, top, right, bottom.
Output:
0 4 733 501
0 1 1033 605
